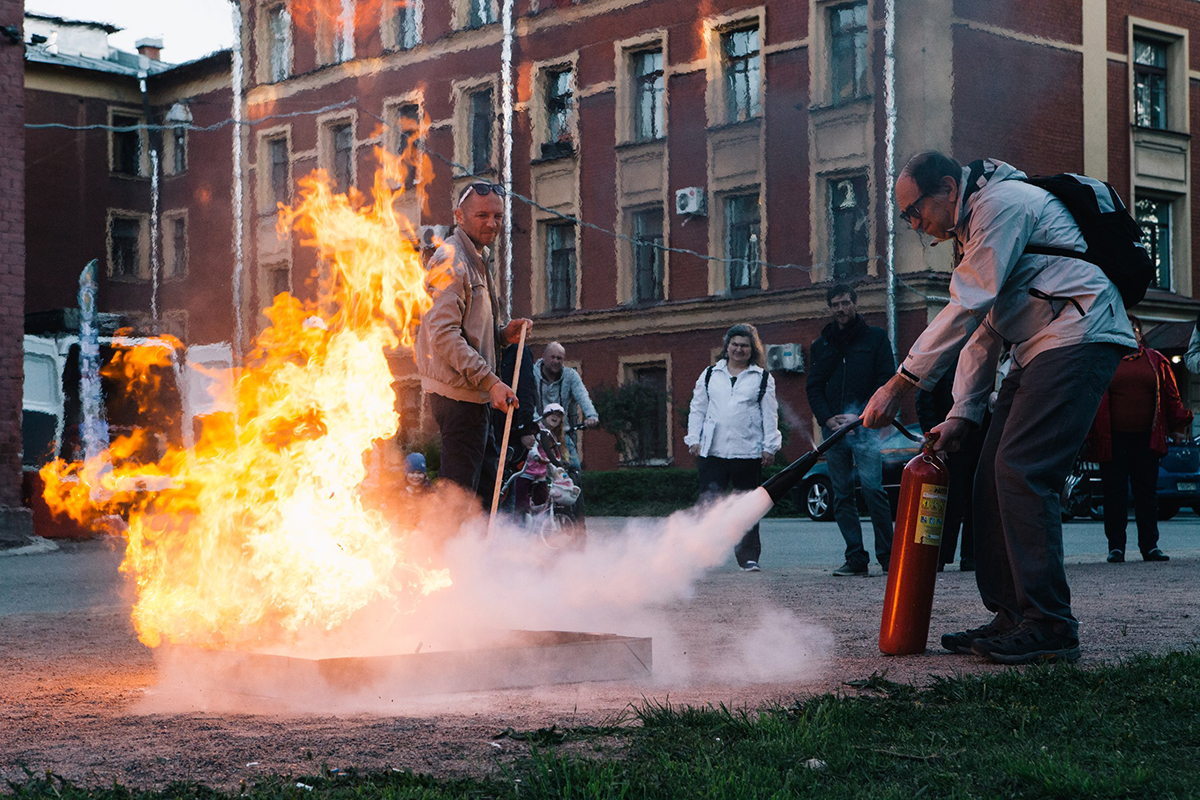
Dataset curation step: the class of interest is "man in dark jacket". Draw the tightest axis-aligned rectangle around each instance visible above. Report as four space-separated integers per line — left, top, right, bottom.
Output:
806 283 896 576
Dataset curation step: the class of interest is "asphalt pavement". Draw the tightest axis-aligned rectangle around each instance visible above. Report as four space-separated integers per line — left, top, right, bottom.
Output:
3 512 1197 617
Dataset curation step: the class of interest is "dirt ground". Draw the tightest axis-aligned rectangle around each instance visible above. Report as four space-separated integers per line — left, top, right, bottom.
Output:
2 530 1199 791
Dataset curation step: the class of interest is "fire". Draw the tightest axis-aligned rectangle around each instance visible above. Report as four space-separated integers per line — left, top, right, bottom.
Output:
41 145 449 650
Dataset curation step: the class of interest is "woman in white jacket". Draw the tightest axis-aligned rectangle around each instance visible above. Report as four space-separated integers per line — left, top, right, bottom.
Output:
686 323 783 571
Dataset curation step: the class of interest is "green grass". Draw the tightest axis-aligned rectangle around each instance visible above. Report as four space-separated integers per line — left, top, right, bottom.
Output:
7 651 1200 799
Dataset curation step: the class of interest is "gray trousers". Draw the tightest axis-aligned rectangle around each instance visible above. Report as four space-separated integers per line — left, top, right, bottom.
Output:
973 342 1123 637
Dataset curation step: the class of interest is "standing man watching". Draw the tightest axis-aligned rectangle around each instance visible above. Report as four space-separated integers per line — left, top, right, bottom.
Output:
863 152 1137 665
806 284 896 577
533 342 598 513
415 182 531 495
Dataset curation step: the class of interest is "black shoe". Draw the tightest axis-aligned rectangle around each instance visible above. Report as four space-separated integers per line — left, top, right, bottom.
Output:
741 560 761 572
940 618 1010 655
1107 549 1125 563
971 621 1080 665
832 561 868 577
960 558 975 572
1143 549 1170 562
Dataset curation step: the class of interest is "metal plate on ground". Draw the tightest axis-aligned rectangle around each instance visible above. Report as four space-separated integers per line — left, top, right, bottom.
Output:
168 630 652 698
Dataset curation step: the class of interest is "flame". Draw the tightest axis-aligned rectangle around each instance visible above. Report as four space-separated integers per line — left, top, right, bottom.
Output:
289 0 410 34
41 145 448 650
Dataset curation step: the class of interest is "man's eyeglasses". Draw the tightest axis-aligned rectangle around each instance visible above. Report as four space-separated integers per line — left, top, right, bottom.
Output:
899 192 932 225
458 182 506 207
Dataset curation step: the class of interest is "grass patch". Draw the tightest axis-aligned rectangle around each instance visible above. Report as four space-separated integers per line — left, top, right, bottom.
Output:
7 651 1200 799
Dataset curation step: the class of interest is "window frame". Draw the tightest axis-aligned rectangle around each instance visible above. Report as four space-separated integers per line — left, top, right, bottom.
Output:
466 0 497 28
630 206 666 304
264 2 293 83
1133 36 1169 130
544 221 578 313
162 210 188 281
468 87 495 175
724 192 762 293
106 210 150 281
631 48 665 142
617 355 673 466
108 109 147 178
1135 193 1174 291
720 24 762 124
321 119 356 195
543 66 577 158
827 173 870 280
385 0 421 50
828 1 869 106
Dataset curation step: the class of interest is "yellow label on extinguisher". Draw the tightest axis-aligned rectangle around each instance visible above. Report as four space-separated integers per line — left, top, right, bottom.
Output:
914 483 948 546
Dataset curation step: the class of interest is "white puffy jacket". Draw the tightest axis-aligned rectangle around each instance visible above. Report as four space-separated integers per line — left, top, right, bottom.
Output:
685 360 782 459
900 159 1138 424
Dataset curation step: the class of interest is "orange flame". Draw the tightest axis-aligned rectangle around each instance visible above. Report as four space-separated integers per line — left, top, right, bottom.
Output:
41 146 447 650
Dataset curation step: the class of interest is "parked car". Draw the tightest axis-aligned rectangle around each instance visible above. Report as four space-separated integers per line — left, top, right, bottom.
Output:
1059 436 1200 521
799 424 925 521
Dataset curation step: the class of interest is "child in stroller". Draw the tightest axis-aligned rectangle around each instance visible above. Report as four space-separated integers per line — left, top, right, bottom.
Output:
506 403 581 537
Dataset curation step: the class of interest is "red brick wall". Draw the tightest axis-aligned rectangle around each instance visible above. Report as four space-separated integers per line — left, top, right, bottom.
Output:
0 0 26 509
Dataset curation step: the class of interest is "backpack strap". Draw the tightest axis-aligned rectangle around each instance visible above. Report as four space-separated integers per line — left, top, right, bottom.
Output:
704 365 714 395
757 369 770 404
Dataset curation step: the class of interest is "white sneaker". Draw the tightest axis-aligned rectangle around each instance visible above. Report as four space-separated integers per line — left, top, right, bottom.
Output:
741 561 761 572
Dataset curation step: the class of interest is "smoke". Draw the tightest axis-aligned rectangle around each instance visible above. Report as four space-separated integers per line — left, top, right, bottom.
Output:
140 486 833 713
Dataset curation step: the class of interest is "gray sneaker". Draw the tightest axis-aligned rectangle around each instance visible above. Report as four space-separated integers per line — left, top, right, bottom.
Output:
741 561 761 572
832 561 868 577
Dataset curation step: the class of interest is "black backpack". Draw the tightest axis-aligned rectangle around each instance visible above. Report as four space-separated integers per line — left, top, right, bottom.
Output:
704 365 770 404
1018 173 1155 308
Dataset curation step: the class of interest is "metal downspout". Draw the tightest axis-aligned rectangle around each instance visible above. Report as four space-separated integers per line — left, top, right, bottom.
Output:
229 0 246 365
883 0 898 354
501 0 515 318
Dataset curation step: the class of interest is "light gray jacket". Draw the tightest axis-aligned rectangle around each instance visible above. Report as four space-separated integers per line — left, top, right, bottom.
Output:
1186 326 1200 375
414 227 504 403
533 360 598 424
900 159 1137 424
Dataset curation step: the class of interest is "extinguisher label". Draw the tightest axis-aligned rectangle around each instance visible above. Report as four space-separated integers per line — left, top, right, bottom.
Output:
915 484 948 546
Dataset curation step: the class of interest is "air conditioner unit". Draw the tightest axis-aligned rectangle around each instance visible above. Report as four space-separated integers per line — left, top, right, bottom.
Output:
766 343 805 373
418 224 450 250
674 186 707 216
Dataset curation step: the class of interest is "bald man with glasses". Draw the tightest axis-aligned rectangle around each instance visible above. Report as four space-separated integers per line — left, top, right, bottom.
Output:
415 182 531 496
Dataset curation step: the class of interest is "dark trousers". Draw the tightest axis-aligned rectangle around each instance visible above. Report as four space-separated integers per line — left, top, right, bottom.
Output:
972 342 1123 638
1099 431 1161 555
429 393 491 495
697 456 762 567
941 422 985 567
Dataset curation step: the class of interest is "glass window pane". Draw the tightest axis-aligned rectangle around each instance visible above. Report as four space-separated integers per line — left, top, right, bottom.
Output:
470 90 493 173
725 194 761 291
829 175 870 279
632 207 664 303
269 138 289 206
268 5 291 81
633 49 664 141
829 2 868 104
722 26 761 122
546 224 577 312
110 218 141 278
170 218 187 278
332 124 353 193
1136 197 1172 291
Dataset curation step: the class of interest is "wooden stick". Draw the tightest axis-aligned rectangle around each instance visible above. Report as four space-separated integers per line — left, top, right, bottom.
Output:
488 323 527 535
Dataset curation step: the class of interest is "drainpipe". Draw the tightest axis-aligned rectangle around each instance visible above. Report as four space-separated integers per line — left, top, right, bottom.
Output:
138 58 161 322
229 0 246 365
882 0 898 355
500 0 514 318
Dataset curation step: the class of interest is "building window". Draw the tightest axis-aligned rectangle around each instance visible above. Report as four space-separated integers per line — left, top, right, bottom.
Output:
393 103 421 188
829 174 869 279
468 0 496 28
545 223 577 312
722 26 761 123
266 4 292 82
1136 196 1172 291
1133 37 1168 129
630 364 669 463
108 215 144 279
268 137 290 208
632 49 664 141
469 88 494 174
163 214 187 280
170 126 187 174
328 122 354 194
267 264 291 300
393 0 420 49
631 207 664 304
829 2 868 105
725 193 761 292
335 0 355 62
543 67 575 159
111 113 144 176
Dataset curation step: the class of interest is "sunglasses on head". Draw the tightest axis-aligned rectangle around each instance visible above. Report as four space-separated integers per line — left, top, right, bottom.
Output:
458 182 506 206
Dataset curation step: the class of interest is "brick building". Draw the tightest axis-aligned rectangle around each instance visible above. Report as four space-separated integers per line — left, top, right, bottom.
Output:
1 0 31 545
227 0 1200 471
19 1 1200 478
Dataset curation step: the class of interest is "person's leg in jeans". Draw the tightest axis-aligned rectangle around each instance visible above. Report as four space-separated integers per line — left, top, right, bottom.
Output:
697 456 733 502
429 393 491 494
730 457 764 567
989 343 1123 638
852 430 894 569
827 438 867 569
971 384 1021 629
1126 432 1162 556
1099 433 1132 554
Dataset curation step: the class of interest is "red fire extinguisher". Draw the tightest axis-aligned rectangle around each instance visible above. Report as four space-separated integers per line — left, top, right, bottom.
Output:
879 442 949 655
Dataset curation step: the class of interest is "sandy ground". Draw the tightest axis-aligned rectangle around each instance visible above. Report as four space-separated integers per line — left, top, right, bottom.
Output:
2 518 1199 791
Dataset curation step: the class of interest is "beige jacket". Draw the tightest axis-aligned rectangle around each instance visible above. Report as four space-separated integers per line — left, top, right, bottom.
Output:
415 227 505 403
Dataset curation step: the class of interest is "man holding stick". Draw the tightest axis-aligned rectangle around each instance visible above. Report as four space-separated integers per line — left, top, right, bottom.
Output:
863 152 1136 665
415 182 531 496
